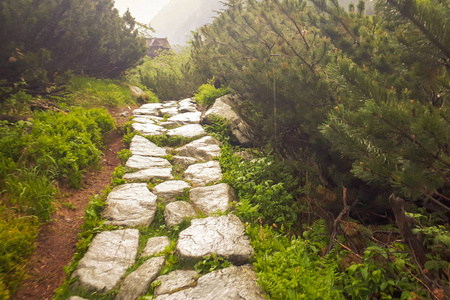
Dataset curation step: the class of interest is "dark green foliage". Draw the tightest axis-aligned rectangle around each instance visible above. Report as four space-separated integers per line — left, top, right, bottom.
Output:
127 51 202 101
194 253 232 274
0 207 39 298
194 81 229 107
0 0 147 100
248 224 343 299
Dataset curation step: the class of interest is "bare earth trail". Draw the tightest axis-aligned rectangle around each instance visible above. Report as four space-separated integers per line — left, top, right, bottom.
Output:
13 107 135 300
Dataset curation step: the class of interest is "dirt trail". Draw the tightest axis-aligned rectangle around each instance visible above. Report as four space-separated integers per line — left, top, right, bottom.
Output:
13 107 134 300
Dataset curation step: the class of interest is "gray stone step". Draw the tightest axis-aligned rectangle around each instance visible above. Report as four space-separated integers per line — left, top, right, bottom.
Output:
168 111 202 125
154 270 198 297
71 229 139 292
102 183 157 227
130 135 167 157
123 167 174 181
190 183 236 215
152 180 191 203
132 123 167 136
142 236 171 257
167 124 206 138
154 265 265 300
116 256 166 300
164 201 196 227
126 155 171 170
176 136 221 161
176 215 254 265
183 161 223 186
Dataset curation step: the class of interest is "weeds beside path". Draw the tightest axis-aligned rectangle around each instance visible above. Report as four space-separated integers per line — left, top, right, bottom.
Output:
13 107 135 300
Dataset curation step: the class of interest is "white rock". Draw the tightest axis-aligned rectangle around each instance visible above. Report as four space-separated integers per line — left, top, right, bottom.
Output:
172 156 198 168
190 183 236 214
124 167 174 181
132 123 167 136
154 265 265 300
142 236 171 257
67 297 88 300
102 183 157 227
176 136 222 161
133 116 156 124
154 270 198 296
141 103 164 110
178 98 198 113
168 112 202 125
133 103 161 116
72 229 139 292
167 124 206 138
162 101 178 108
153 180 191 203
115 256 166 300
176 215 254 265
160 107 179 117
202 95 255 146
126 155 171 170
183 161 222 186
130 135 167 157
164 201 196 227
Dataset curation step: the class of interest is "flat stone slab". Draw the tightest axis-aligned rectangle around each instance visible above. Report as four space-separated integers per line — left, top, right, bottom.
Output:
190 183 236 214
172 156 198 168
164 201 196 227
130 135 167 157
132 123 167 136
124 167 174 181
153 180 191 203
160 107 179 117
102 183 157 227
72 229 139 292
67 297 88 300
142 236 171 257
154 270 198 296
116 256 166 300
126 155 171 170
183 161 222 186
168 112 202 125
176 136 221 161
154 265 265 300
176 215 254 265
133 116 156 124
179 98 198 113
167 124 206 138
162 101 178 108
133 103 162 116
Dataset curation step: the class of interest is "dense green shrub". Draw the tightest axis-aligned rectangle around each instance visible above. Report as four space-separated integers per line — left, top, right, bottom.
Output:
127 50 203 100
0 206 39 298
194 81 229 107
65 76 136 108
248 224 343 299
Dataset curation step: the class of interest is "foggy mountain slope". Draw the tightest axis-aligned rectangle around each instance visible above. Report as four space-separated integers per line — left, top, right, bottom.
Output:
150 0 374 46
150 0 224 45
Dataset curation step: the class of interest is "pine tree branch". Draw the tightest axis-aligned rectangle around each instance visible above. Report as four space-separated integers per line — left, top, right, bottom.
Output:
386 0 450 60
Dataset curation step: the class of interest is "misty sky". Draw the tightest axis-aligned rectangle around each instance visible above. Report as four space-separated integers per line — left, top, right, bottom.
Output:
114 0 170 24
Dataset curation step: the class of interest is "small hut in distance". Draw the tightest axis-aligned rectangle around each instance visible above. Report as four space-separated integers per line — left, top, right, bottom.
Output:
146 37 171 58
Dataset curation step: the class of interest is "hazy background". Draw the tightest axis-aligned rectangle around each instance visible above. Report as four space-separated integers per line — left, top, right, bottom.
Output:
114 0 373 46
114 0 224 46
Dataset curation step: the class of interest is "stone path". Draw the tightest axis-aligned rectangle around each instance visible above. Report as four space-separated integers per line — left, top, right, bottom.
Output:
67 98 265 299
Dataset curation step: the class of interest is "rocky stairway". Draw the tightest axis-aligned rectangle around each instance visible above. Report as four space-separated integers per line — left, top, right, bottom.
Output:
66 98 265 300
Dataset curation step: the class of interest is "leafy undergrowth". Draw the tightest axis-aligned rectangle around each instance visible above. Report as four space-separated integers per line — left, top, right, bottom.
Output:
0 74 157 297
206 117 450 300
64 76 158 108
194 80 229 107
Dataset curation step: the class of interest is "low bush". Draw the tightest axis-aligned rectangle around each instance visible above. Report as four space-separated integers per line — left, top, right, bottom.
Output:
0 206 39 297
65 76 136 108
194 81 228 108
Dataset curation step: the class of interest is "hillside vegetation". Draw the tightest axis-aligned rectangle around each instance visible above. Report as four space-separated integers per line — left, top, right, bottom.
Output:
0 0 449 299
